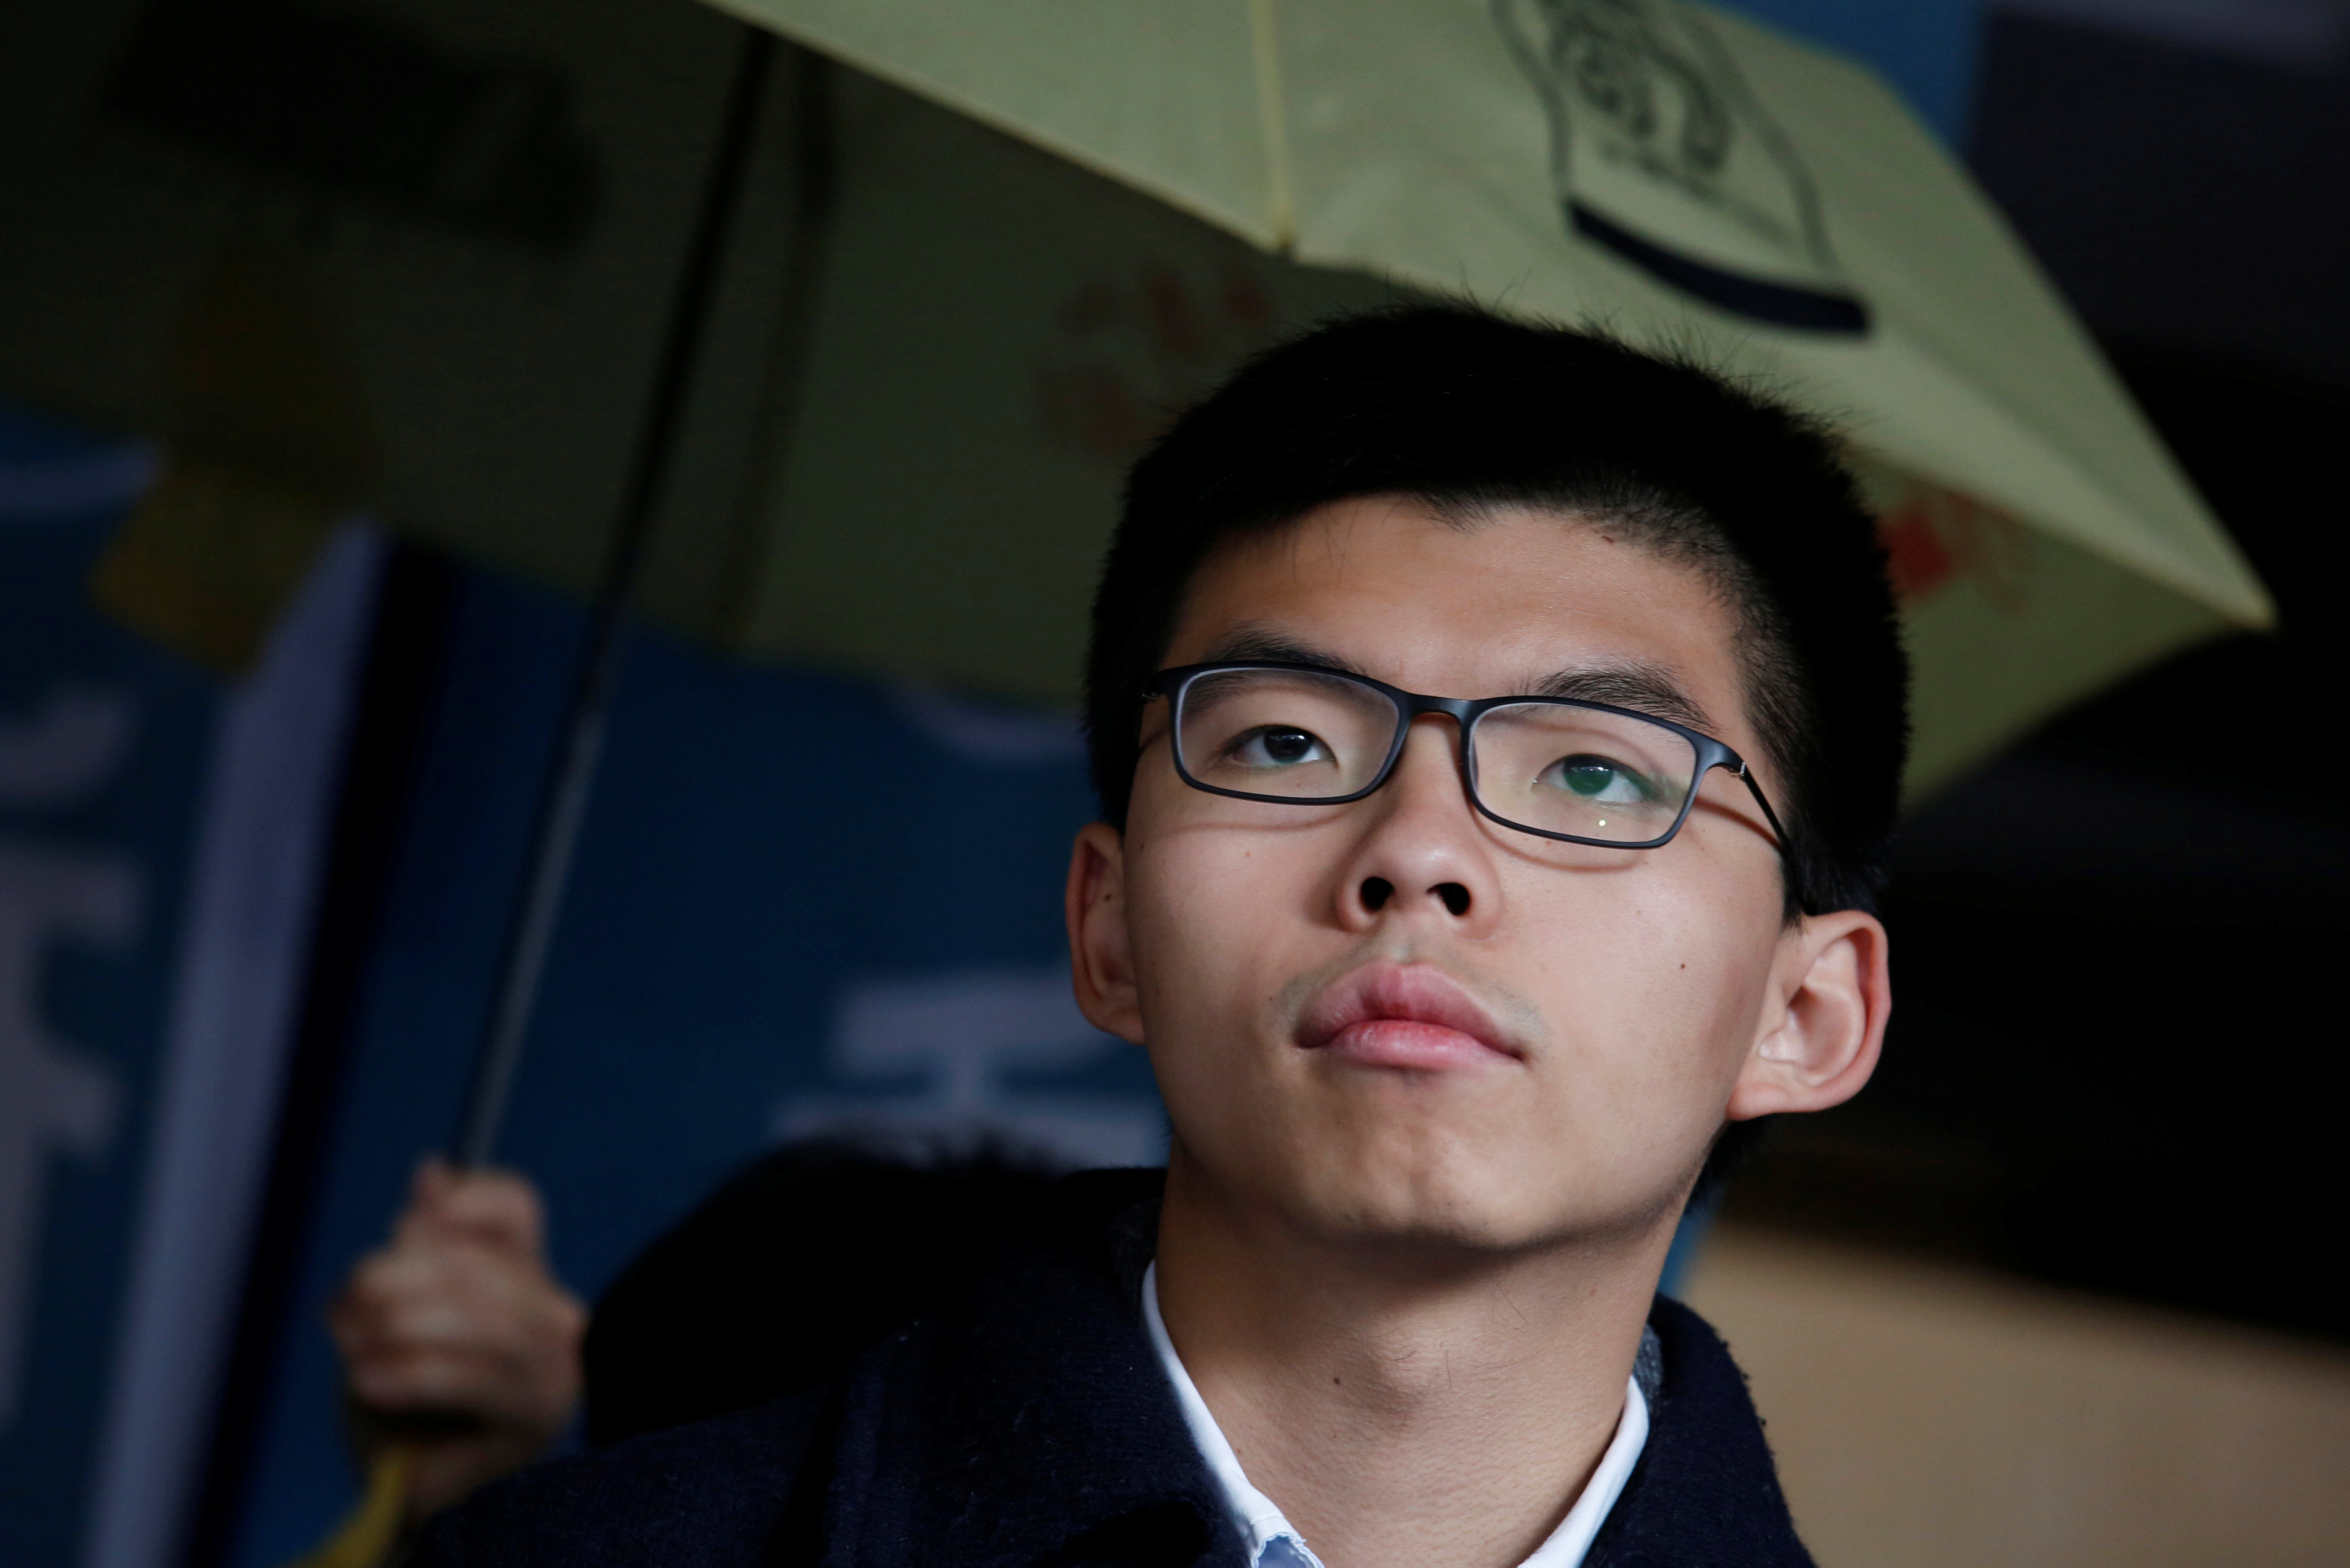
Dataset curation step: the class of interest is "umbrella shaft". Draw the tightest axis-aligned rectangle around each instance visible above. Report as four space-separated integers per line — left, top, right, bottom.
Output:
454 24 780 1169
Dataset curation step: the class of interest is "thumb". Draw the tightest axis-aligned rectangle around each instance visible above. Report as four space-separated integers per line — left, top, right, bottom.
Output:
389 1155 458 1239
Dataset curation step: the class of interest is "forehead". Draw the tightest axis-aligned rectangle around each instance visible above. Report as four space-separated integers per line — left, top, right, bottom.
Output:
1164 495 1748 732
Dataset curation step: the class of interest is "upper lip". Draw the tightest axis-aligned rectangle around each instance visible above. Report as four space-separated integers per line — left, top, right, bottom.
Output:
1295 963 1523 1060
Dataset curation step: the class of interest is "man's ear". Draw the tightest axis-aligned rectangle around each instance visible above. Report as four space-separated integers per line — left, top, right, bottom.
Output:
1726 909 1889 1121
1066 821 1145 1044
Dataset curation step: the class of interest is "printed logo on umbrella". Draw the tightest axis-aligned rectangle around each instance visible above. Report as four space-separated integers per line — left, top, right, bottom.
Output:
1495 0 1871 335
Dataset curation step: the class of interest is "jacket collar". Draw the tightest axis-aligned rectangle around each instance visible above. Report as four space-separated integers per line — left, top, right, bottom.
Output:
820 1171 1241 1568
1583 1296 1814 1568
818 1171 1812 1568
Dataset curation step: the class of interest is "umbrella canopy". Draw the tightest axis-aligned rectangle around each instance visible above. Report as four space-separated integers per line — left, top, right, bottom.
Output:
682 0 2268 793
47 0 2269 796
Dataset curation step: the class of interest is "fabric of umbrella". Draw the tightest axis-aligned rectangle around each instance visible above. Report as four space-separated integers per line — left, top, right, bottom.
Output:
87 0 2270 797
672 0 2269 795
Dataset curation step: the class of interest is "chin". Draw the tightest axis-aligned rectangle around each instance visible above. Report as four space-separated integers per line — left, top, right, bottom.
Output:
1277 1131 1684 1260
1288 1149 1581 1255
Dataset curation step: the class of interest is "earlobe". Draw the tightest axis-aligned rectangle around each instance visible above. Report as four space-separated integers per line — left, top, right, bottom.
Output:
1726 910 1889 1121
1066 822 1146 1044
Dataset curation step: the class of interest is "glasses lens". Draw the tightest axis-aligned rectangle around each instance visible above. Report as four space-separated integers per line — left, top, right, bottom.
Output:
1471 703 1699 843
1174 668 1399 800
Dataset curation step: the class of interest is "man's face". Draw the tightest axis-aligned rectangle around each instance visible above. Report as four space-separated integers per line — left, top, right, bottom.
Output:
1080 495 1820 1253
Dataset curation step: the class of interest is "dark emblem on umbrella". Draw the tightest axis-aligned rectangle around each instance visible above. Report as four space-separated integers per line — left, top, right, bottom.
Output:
1494 0 1870 335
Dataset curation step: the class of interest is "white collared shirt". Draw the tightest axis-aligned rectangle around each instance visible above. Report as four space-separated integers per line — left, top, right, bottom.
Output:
1143 1263 1648 1568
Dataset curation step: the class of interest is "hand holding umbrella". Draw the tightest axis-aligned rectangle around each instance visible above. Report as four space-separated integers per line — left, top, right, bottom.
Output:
324 1162 585 1533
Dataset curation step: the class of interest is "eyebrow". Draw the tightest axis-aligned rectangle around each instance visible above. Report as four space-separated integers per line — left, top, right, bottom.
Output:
1196 628 1373 676
1194 632 1715 734
1526 662 1714 733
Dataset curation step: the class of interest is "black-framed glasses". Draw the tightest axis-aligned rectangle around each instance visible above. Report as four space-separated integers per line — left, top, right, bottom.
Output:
1144 662 1789 852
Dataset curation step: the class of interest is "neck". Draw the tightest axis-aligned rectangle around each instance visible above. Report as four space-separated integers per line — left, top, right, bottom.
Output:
1152 1148 1675 1568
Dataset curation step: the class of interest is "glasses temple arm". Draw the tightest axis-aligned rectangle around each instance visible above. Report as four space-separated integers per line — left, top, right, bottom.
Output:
1733 764 1795 855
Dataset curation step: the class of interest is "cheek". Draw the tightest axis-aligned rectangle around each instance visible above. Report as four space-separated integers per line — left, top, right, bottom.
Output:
1123 823 1301 1032
1513 861 1780 1124
1117 828 1315 1168
1119 762 1332 1014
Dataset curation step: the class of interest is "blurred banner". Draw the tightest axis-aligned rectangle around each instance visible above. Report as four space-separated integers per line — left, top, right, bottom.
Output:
0 406 371 1566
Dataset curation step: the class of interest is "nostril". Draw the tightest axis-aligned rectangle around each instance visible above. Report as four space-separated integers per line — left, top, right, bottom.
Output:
1432 883 1470 917
1360 877 1394 912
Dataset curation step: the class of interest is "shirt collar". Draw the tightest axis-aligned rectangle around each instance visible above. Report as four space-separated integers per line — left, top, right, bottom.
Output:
1141 1261 1648 1568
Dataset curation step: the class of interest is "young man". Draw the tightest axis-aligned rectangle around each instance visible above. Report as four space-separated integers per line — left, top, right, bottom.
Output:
414 303 1904 1567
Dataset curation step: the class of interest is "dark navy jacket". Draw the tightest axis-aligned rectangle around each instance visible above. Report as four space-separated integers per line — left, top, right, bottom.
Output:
415 1172 1814 1568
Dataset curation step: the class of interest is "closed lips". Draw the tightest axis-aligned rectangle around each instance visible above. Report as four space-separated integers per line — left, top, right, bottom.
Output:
1296 963 1521 1065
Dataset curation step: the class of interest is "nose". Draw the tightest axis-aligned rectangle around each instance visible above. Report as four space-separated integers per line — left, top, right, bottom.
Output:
1331 718 1501 936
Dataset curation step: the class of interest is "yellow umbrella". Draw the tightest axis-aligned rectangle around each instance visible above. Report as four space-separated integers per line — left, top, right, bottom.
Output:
79 0 2269 799
667 0 2269 795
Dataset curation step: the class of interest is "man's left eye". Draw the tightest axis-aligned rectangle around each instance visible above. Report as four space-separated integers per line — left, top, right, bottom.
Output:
1539 754 1653 805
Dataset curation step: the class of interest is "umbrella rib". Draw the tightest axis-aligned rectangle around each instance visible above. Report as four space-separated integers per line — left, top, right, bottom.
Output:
1248 0 1297 252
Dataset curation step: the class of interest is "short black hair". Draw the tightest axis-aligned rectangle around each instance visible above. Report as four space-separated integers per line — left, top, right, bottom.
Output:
1084 303 1910 921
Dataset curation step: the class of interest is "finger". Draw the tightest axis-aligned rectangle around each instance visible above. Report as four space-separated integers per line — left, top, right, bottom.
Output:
338 1243 492 1320
348 1344 522 1415
334 1247 584 1360
346 1337 580 1426
398 1155 463 1230
436 1171 543 1249
344 1269 531 1353
334 1251 514 1358
413 1155 455 1203
357 1300 569 1367
397 1169 545 1255
385 1157 457 1251
329 1244 422 1348
354 1230 540 1303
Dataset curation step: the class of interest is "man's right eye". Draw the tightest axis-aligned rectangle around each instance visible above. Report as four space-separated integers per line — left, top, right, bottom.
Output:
1227 726 1330 769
